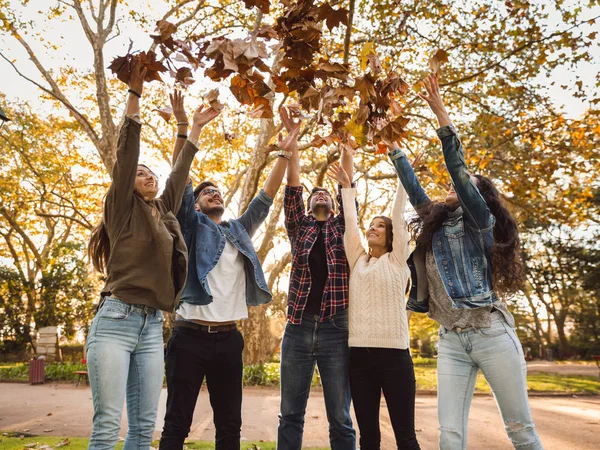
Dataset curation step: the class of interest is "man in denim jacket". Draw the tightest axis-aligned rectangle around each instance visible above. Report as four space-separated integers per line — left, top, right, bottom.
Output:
160 105 301 450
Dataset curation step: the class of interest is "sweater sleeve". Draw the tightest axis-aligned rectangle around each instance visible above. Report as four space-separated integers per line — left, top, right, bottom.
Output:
341 187 367 271
389 181 411 265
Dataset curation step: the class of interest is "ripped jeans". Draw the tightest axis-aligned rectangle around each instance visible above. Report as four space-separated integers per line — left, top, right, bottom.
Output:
437 311 543 450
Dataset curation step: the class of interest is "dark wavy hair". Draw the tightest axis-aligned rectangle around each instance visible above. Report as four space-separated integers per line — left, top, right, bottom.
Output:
408 175 524 294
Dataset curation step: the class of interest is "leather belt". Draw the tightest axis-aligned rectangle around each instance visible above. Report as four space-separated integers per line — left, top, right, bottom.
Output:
174 320 237 334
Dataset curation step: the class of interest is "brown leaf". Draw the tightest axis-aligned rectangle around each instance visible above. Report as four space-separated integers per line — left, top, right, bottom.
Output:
376 142 388 154
56 438 71 447
203 89 224 111
311 134 338 148
354 74 377 102
108 55 130 84
242 0 270 14
175 67 193 84
257 25 278 40
272 75 289 94
367 53 383 76
355 105 370 126
154 106 173 122
249 103 274 119
429 49 449 75
318 3 349 31
375 115 410 144
156 20 177 41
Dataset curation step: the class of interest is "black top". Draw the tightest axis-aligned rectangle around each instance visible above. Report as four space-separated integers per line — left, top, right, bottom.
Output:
304 221 329 316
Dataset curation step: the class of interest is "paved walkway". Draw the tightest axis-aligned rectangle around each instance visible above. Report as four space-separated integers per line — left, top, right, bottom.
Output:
1 383 599 449
526 361 599 377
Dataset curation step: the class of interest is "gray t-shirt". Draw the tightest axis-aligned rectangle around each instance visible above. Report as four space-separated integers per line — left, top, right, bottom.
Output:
426 252 515 330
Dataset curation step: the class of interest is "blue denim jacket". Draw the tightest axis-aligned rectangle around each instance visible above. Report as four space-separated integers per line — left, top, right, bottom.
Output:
390 125 497 312
176 182 273 306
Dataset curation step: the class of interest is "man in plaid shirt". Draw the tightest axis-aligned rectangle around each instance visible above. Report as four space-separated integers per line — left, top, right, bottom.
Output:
277 111 356 450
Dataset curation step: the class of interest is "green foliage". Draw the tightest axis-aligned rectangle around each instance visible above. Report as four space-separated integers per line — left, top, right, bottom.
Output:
0 266 32 352
242 363 321 387
35 243 95 338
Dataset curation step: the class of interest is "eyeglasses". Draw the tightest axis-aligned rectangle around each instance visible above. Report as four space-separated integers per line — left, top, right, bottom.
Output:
200 188 222 197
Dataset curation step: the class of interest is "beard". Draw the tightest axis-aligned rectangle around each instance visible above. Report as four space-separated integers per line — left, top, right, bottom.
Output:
197 203 224 216
311 203 332 216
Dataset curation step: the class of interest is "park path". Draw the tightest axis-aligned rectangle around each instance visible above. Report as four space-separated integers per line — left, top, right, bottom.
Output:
1 383 599 449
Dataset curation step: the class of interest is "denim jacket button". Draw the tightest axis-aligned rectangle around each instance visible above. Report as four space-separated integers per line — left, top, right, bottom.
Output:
448 281 453 287
442 260 448 265
437 241 442 246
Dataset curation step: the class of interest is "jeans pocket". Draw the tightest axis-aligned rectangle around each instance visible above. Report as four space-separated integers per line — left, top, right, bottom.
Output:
330 313 349 331
478 326 507 338
97 300 131 321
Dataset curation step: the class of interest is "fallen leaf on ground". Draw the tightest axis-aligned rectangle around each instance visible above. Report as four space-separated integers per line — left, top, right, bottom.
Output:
56 438 70 447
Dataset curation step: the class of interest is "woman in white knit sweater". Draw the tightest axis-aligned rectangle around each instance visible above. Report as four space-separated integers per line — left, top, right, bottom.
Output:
328 162 420 450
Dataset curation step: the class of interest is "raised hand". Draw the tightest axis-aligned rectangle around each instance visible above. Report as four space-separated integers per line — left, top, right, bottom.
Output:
192 105 220 129
170 90 187 123
280 106 301 133
128 55 147 95
418 74 451 128
327 162 351 189
278 124 301 153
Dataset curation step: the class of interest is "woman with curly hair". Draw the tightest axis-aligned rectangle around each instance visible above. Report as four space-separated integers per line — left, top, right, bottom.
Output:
391 74 543 450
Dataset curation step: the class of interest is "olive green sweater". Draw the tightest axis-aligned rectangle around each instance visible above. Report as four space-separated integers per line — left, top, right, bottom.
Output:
101 117 198 312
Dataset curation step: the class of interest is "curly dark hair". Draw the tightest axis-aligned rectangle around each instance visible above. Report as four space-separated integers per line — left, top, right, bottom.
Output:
408 175 524 294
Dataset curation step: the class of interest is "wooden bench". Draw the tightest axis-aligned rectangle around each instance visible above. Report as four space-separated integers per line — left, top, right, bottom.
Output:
74 359 88 387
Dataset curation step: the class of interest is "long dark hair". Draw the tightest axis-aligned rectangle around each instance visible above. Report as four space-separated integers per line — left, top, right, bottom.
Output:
408 175 524 294
89 168 161 274
89 221 110 274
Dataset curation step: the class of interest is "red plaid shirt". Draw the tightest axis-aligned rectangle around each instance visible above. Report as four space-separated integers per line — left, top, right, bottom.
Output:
284 184 356 324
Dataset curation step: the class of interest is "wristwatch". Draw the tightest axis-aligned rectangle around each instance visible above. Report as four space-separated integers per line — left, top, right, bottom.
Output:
278 149 292 160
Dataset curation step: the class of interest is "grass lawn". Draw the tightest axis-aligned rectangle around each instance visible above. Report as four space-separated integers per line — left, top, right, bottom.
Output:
0 434 328 450
2 358 599 394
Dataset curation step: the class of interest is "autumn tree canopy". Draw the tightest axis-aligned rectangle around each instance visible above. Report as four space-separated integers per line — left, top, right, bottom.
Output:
0 0 598 361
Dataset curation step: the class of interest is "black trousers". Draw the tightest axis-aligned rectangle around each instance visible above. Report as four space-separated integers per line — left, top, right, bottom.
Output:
159 326 244 450
349 347 421 450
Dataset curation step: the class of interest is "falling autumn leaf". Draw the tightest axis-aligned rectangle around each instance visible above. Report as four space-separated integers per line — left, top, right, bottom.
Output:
242 0 270 14
156 20 177 41
428 49 449 75
154 106 173 122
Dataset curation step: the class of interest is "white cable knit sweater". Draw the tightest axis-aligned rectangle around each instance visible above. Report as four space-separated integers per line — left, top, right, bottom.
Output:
341 186 411 349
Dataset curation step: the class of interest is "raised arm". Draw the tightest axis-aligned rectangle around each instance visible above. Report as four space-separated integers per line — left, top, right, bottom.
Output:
419 75 492 229
170 90 189 167
336 145 357 222
327 163 366 270
162 105 220 214
283 107 301 188
389 147 431 215
239 110 301 236
263 108 301 198
104 56 146 232
389 181 411 264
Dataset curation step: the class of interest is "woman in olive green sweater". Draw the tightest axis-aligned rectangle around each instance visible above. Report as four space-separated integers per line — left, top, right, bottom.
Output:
86 55 220 450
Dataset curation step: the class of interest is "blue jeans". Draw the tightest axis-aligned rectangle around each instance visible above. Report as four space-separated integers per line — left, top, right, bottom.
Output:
437 311 543 450
277 310 356 450
86 297 165 450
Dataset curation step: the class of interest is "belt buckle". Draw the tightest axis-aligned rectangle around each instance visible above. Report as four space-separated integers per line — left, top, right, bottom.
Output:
207 325 219 334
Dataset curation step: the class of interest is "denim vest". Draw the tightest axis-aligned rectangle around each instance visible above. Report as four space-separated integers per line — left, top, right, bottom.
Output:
176 182 273 306
390 125 497 312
